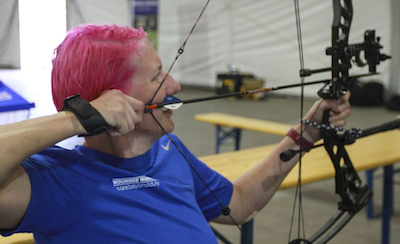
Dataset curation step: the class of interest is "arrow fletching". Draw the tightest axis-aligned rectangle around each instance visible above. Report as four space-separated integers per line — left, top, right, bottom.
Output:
160 95 183 111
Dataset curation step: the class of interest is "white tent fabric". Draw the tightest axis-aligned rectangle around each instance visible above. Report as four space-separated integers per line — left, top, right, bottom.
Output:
0 0 397 99
0 0 20 69
66 0 131 30
158 0 392 97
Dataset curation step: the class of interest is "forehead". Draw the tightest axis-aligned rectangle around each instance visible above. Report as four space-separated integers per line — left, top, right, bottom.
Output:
132 38 160 69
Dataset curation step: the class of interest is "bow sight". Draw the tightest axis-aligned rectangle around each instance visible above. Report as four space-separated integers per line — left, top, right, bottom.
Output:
300 30 391 100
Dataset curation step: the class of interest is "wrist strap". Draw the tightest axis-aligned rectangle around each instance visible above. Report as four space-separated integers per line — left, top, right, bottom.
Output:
286 128 314 151
61 94 110 136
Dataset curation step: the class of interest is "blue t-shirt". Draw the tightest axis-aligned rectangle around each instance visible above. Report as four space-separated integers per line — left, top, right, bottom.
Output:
1 134 233 243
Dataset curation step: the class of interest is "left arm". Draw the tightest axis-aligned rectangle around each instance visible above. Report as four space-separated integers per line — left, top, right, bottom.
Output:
212 92 351 224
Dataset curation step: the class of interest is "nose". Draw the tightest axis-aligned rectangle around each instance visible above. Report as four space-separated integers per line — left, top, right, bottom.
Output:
165 73 181 95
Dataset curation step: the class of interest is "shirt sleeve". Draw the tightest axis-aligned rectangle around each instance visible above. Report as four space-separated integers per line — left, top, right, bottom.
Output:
0 149 86 236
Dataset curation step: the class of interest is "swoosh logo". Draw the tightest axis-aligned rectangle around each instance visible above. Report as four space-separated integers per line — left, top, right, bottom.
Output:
161 140 171 151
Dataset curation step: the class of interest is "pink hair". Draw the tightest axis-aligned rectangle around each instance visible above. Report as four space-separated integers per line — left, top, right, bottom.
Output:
51 24 147 111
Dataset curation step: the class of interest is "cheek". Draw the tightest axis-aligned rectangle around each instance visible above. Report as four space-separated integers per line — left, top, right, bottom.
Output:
127 86 150 103
128 82 164 104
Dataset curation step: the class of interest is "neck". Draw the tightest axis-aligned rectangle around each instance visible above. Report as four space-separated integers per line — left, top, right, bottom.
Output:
83 132 160 158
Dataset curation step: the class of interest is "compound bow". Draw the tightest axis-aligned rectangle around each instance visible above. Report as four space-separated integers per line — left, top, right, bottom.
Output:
144 0 392 243
287 0 391 243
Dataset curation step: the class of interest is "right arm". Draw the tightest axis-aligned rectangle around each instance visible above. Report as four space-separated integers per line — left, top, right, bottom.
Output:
0 89 143 229
0 111 86 229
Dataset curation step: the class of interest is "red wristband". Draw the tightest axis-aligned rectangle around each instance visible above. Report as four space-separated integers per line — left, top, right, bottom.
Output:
286 128 314 151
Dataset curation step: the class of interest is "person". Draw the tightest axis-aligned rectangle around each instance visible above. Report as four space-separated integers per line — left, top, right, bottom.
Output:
0 24 351 243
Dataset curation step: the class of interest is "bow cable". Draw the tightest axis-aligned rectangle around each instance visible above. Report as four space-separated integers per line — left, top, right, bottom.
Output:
145 1 253 243
148 0 211 104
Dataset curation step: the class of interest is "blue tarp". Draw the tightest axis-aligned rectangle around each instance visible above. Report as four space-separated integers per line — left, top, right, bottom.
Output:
0 81 35 112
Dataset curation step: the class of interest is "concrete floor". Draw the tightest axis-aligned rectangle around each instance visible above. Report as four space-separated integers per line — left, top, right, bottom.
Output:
171 86 400 244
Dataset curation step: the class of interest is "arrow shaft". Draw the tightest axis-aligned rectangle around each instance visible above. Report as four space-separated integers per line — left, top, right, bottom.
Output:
145 72 378 112
146 79 324 111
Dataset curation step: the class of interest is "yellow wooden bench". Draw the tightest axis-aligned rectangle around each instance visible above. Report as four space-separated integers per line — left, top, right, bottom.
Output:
0 233 33 244
195 112 399 244
199 129 400 244
200 129 400 189
194 112 294 136
194 112 294 153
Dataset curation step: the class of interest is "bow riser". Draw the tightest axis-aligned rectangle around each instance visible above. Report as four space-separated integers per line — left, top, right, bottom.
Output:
322 129 373 213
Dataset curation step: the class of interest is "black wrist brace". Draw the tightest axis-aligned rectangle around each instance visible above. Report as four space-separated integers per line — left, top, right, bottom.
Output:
61 94 110 136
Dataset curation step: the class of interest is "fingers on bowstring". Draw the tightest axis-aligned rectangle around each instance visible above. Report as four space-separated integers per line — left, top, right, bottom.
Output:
126 95 144 125
95 90 144 137
110 95 145 136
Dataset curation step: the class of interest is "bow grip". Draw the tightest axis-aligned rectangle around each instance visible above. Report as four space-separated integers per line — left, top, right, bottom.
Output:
322 110 330 129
